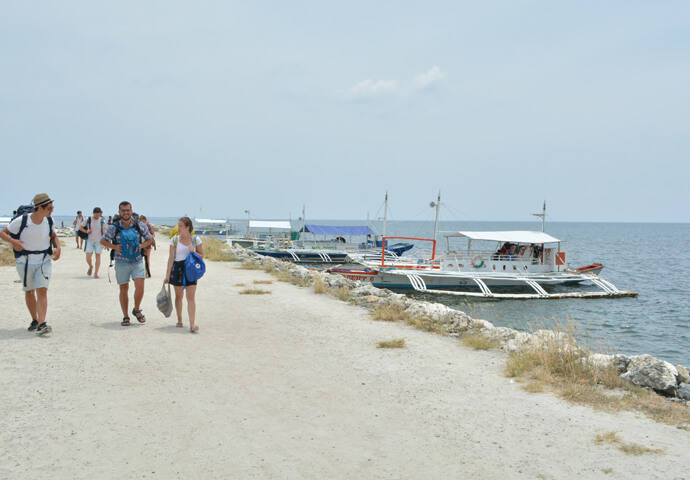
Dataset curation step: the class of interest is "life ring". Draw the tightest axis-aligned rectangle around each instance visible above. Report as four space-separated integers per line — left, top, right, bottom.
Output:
472 255 484 268
282 239 291 247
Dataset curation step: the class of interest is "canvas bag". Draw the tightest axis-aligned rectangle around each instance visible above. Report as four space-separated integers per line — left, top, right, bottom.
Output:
156 283 173 317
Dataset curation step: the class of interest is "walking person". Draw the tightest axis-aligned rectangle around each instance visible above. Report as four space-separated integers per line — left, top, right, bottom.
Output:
73 210 84 249
0 193 61 335
79 207 106 278
164 217 204 333
100 201 153 326
138 215 156 278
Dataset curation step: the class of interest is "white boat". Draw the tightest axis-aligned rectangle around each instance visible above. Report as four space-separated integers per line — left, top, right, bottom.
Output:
336 201 636 299
193 218 234 236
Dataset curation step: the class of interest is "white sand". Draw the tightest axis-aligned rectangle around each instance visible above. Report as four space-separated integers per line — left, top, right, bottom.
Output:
1 245 688 479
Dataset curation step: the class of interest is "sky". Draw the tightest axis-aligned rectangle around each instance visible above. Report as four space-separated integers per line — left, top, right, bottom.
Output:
1 1 689 223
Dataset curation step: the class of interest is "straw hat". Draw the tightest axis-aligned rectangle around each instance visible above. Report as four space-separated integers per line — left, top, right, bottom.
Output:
32 193 53 207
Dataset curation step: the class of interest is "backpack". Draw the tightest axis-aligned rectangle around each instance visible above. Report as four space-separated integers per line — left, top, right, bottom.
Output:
113 220 143 260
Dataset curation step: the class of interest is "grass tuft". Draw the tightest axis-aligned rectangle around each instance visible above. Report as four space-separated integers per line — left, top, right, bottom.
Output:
0 241 14 266
253 280 273 285
313 277 327 294
504 320 690 427
239 288 272 295
202 237 237 262
462 333 499 350
377 338 406 349
239 261 262 270
371 302 410 322
594 431 665 456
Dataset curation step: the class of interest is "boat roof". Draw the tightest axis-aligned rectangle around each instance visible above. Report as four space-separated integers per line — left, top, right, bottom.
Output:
249 220 292 229
301 224 375 236
194 218 228 224
444 231 560 243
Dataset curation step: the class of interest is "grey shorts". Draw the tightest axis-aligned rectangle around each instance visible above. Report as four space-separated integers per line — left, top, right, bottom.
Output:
114 260 146 285
16 259 52 292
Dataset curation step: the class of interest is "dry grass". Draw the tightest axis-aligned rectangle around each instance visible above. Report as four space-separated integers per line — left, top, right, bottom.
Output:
202 237 237 262
594 431 665 456
0 241 14 266
239 261 262 270
371 302 410 322
377 338 406 349
332 285 351 301
157 226 173 238
239 288 272 295
253 279 273 285
462 333 500 350
504 320 690 427
313 277 327 294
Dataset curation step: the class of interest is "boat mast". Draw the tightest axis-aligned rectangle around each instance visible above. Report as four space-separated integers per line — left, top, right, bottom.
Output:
382 191 388 238
532 201 546 232
244 209 251 235
431 191 441 243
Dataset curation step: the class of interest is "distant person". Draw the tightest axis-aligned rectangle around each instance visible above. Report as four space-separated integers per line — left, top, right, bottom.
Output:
73 211 84 249
138 215 156 278
107 215 112 226
101 201 153 326
164 216 204 333
0 193 61 335
80 207 106 278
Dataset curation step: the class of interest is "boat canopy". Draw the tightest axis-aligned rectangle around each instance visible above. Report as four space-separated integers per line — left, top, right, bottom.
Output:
444 231 560 244
301 224 375 236
249 220 292 229
194 218 228 224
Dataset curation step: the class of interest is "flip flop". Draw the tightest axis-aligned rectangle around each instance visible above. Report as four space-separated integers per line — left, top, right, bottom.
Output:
176 322 183 328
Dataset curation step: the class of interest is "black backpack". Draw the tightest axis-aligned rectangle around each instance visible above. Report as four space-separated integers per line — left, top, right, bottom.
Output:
9 206 56 287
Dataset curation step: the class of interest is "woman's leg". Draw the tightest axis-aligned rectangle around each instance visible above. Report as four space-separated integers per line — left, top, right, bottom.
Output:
174 285 184 326
186 285 197 331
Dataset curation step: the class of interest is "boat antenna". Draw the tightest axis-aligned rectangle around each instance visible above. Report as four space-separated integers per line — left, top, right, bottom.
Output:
532 201 546 232
382 191 388 238
430 191 441 243
244 209 251 235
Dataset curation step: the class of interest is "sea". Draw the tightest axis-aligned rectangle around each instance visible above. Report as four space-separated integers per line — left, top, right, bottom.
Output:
49 215 690 367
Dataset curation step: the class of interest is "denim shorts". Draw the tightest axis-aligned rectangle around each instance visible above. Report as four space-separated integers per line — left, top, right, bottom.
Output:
84 240 104 254
114 260 146 285
16 259 52 292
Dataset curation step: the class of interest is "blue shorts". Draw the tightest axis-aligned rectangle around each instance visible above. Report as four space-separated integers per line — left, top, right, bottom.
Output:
16 259 52 292
114 260 146 285
84 240 104 254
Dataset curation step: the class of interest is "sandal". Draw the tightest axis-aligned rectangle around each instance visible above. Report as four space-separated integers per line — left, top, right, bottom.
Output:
121 317 130 326
132 309 146 323
176 322 183 328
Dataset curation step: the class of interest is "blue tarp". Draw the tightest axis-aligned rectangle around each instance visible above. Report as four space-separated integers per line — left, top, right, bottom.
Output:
300 224 375 236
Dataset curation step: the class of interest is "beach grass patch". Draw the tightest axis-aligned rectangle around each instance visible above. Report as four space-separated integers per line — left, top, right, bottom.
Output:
158 226 172 238
253 279 273 285
461 333 499 350
504 320 690 427
203 237 237 261
377 338 406 349
313 277 327 294
594 431 664 456
239 261 262 270
239 288 272 295
0 241 14 266
371 302 410 322
332 285 351 301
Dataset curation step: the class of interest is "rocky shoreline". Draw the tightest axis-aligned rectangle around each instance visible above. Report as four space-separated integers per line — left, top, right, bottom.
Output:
230 245 690 402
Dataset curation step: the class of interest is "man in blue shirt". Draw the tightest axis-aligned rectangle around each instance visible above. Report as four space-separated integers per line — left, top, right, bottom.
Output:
101 201 153 326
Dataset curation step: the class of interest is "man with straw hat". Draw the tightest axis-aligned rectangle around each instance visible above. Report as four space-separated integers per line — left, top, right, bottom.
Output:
0 193 61 335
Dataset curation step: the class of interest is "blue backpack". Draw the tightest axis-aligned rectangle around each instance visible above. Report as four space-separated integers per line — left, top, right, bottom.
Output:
114 221 143 259
173 235 206 286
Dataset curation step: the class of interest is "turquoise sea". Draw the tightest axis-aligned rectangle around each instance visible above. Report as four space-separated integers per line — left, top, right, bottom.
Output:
51 215 689 367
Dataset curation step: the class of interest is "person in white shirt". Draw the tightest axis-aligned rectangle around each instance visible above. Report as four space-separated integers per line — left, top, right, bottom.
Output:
0 193 61 335
79 207 106 278
164 216 204 333
73 211 84 249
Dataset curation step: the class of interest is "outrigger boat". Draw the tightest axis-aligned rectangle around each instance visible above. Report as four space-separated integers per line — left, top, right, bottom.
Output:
333 201 637 299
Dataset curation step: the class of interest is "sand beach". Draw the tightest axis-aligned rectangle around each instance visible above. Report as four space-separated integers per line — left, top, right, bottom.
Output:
1 244 689 479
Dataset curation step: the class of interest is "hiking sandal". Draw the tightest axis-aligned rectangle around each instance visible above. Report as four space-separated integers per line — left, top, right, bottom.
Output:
132 309 146 323
121 317 130 326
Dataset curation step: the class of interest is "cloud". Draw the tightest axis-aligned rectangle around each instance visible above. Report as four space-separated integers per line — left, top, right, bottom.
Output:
412 66 447 90
347 78 398 99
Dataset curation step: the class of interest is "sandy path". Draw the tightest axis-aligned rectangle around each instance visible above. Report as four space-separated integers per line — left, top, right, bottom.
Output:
0 245 688 479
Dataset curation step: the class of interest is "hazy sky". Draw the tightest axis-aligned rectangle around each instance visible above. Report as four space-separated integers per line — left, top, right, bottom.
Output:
2 1 688 223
